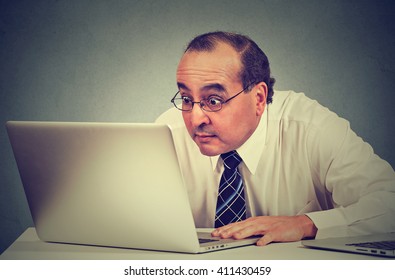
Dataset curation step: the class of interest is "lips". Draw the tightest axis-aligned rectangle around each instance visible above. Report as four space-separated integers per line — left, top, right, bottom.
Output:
194 133 216 143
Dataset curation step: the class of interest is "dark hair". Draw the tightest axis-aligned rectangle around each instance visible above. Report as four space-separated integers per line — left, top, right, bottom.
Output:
185 31 276 104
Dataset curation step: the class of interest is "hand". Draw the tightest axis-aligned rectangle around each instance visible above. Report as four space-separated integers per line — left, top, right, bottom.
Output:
211 215 317 246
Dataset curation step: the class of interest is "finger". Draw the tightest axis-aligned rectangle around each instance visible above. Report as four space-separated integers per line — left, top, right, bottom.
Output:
232 224 263 239
230 217 271 239
256 233 274 246
215 220 266 240
211 224 232 236
211 222 243 238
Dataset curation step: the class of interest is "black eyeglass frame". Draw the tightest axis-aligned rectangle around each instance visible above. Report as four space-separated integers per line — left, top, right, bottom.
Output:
170 82 257 112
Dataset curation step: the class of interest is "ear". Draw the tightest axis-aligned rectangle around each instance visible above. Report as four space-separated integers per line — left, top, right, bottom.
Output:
255 82 268 116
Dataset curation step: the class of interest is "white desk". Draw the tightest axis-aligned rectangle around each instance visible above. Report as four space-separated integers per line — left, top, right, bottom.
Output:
0 227 387 260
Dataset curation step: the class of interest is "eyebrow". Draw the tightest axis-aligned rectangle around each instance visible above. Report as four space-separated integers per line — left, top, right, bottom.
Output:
177 82 226 93
202 83 226 93
177 82 189 91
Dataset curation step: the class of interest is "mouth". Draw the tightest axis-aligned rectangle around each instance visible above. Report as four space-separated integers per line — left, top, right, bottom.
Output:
194 133 216 143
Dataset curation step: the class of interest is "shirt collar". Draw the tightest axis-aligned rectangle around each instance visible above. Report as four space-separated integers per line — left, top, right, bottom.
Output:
210 107 268 174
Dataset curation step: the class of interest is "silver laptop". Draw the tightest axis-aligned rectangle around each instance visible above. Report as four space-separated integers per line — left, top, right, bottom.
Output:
302 233 395 258
6 121 259 253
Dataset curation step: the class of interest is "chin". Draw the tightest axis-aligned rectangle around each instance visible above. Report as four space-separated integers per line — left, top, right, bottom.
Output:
193 136 231 156
199 150 220 157
196 144 224 157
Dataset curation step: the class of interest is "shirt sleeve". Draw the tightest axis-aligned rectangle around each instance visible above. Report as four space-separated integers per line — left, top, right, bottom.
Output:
305 114 395 239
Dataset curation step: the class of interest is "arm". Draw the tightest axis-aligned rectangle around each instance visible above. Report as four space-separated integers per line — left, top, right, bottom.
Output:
214 109 395 244
306 122 395 239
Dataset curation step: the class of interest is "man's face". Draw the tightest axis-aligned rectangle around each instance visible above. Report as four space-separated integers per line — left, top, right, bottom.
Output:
176 43 267 156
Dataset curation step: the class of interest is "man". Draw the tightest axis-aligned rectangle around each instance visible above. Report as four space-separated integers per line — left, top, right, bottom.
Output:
156 31 395 246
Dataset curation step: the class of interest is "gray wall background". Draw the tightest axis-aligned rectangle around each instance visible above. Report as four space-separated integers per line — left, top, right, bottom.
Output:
1 0 394 254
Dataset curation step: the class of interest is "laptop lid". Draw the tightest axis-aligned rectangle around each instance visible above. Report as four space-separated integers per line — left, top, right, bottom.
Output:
6 121 258 253
6 121 204 253
302 233 395 258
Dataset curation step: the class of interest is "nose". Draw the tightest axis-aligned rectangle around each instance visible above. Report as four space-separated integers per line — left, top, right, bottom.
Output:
188 103 210 128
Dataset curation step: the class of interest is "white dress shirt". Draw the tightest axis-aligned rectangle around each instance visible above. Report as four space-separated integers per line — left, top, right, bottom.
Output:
156 90 395 239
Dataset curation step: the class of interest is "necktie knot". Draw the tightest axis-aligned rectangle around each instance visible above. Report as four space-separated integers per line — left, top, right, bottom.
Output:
221 151 242 170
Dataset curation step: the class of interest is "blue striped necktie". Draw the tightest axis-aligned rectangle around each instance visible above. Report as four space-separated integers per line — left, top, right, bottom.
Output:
214 151 246 228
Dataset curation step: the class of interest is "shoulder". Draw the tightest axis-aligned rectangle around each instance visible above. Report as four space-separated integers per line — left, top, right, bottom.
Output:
269 90 348 129
269 90 351 161
155 107 185 129
155 107 193 146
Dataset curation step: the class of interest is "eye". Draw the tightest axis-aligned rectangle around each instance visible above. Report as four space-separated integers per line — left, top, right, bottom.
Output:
207 97 223 106
181 96 193 104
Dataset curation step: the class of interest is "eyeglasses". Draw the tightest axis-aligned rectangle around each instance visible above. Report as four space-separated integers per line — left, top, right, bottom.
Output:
171 82 256 112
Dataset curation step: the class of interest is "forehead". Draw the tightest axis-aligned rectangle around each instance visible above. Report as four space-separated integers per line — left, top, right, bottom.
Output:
176 43 242 88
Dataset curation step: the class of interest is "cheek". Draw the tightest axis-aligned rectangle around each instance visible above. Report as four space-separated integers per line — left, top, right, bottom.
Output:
217 109 256 142
213 116 242 142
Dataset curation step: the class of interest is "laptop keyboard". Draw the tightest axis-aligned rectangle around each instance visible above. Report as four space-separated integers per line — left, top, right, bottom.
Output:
346 240 395 250
199 238 218 244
